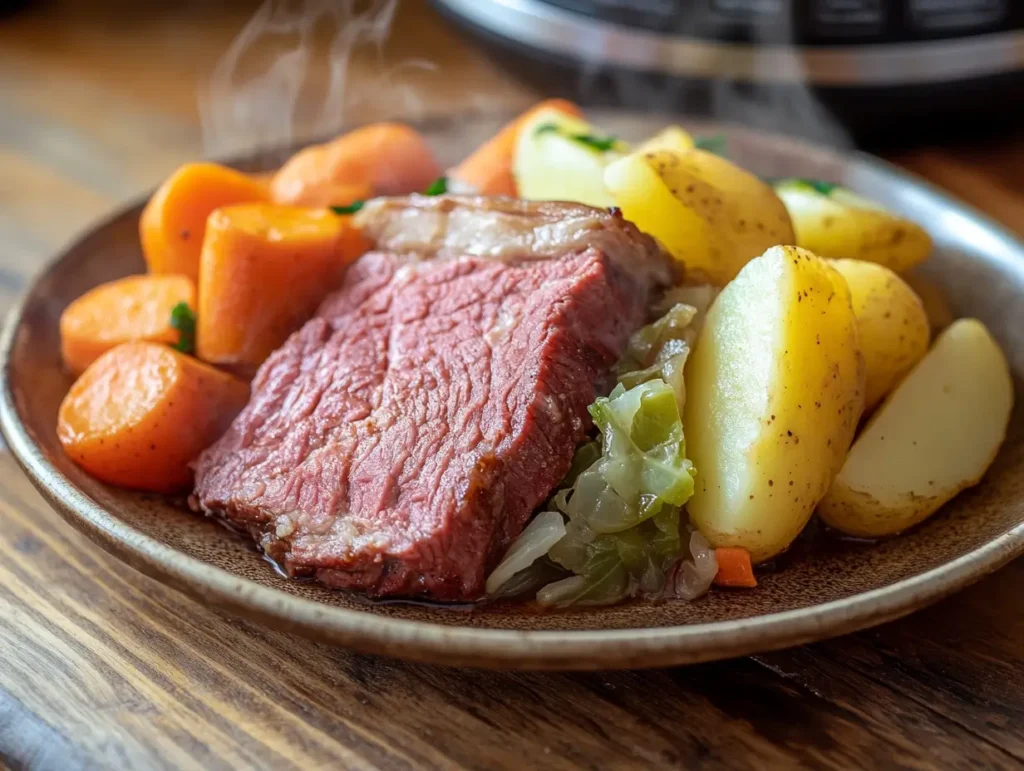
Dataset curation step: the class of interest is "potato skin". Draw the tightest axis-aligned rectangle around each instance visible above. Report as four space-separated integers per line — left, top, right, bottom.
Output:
774 182 932 273
634 126 695 154
605 149 794 286
819 319 1013 538
684 246 864 562
831 259 930 411
815 481 953 539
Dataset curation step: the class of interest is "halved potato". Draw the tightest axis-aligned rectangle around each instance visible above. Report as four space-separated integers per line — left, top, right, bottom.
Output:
684 246 864 562
774 179 932 272
512 108 625 207
831 259 930 411
818 319 1013 538
605 149 794 285
635 126 695 155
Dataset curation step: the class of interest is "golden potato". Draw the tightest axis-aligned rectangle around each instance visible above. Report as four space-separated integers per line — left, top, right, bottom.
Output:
902 269 955 332
684 246 864 562
831 259 930 411
513 107 625 207
819 319 1013 538
605 149 795 285
774 179 932 273
635 126 695 154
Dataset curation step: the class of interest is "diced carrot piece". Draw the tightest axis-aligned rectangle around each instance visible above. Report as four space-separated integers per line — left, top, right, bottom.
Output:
280 179 373 208
448 99 583 196
196 204 369 373
250 171 276 190
270 123 440 205
713 547 758 588
57 342 249 492
60 274 196 376
140 163 269 282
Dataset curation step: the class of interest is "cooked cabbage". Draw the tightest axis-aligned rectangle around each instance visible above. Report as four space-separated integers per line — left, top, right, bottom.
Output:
669 528 719 600
537 380 694 608
487 302 711 607
485 511 566 595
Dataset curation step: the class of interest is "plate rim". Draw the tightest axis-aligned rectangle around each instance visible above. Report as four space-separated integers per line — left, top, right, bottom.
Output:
4 122 1024 670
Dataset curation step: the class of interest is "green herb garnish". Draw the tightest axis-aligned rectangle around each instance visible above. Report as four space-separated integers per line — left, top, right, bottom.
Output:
694 134 727 156
424 176 448 196
534 122 619 152
772 178 840 196
331 201 365 215
803 179 839 195
169 302 196 355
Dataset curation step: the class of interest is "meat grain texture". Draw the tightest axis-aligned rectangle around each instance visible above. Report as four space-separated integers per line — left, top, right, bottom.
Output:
194 197 671 600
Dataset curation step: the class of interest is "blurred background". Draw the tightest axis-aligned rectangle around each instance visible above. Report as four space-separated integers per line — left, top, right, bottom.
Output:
1 0 1022 305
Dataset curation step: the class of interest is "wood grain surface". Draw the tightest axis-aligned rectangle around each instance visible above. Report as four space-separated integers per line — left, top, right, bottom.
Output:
1 1 1023 768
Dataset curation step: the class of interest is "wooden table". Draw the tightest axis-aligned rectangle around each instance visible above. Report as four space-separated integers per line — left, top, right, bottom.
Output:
2 2 1023 768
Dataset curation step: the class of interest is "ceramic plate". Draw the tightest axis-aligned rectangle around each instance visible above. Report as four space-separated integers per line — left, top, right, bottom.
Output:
3 112 1023 670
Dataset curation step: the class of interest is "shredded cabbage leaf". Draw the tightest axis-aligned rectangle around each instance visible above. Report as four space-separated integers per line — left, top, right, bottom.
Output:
537 381 695 607
487 300 712 607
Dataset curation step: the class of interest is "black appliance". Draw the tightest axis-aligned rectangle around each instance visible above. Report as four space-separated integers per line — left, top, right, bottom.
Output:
431 0 1024 145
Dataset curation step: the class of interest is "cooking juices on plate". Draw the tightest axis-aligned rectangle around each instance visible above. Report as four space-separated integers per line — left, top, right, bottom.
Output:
54 102 1014 608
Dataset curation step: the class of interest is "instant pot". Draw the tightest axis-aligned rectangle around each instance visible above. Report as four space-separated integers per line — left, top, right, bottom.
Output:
431 0 1024 145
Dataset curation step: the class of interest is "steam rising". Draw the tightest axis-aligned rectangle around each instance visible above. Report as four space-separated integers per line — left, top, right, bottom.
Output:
200 0 421 157
201 0 851 159
573 16 852 148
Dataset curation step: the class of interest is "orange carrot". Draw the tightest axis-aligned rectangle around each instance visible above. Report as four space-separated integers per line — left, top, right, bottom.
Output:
448 99 583 196
278 179 372 209
196 204 369 374
140 163 269 282
270 123 440 205
57 342 249 492
713 547 757 588
60 274 197 376
250 171 276 190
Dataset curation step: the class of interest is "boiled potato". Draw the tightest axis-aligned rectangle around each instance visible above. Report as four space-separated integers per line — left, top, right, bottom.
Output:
903 269 955 332
635 126 695 154
831 259 930 411
684 246 864 562
513 107 625 207
605 149 795 286
819 319 1013 538
774 179 932 272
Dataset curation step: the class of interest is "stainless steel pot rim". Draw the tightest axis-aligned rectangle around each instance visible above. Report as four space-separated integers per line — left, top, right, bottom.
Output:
434 0 1024 87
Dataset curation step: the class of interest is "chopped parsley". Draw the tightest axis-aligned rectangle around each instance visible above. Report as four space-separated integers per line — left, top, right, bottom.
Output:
772 178 840 196
331 201 365 215
424 176 448 196
802 179 839 195
694 134 727 156
169 302 196 355
534 122 619 152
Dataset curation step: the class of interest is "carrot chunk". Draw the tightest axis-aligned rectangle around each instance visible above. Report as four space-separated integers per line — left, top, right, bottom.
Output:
60 274 196 376
281 179 373 209
140 163 269 282
448 99 583 196
713 547 758 588
196 204 369 374
57 342 249 492
270 123 440 205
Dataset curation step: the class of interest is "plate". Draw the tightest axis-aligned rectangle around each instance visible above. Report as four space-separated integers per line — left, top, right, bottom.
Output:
3 112 1023 670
